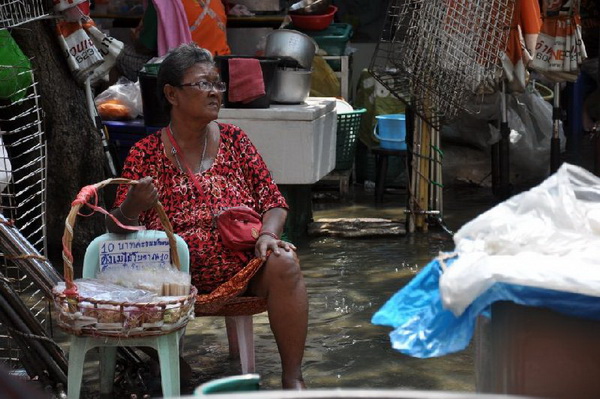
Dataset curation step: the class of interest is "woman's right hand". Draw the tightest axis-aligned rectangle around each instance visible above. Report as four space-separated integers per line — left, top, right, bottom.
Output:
122 176 158 216
107 177 158 233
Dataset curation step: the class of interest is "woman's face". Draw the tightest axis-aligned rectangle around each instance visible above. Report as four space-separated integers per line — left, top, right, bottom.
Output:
171 62 223 122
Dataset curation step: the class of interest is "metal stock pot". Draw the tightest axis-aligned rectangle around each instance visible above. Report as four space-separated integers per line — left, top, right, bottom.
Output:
265 29 318 70
270 68 312 104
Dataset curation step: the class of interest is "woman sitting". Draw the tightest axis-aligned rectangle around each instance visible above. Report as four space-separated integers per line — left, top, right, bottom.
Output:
106 43 307 389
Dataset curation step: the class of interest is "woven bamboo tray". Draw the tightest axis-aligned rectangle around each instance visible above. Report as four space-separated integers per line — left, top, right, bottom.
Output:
53 178 197 338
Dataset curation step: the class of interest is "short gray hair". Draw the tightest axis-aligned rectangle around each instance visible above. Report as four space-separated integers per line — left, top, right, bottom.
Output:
156 43 215 114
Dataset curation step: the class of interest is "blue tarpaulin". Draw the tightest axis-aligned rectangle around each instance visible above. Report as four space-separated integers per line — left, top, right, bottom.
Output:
372 256 600 358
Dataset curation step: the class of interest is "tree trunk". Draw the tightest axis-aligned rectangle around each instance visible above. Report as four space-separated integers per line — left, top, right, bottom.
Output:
11 21 106 276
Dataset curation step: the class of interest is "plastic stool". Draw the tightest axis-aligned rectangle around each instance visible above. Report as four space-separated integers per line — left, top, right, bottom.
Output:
68 230 190 399
371 146 407 202
196 297 268 374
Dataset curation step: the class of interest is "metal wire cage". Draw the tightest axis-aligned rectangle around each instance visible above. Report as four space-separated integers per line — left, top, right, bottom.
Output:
0 0 50 29
0 63 48 371
369 0 515 125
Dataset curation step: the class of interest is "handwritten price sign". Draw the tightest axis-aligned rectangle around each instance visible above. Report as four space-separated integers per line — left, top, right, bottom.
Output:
99 237 171 271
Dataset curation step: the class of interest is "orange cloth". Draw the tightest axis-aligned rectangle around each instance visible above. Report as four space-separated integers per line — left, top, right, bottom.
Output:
194 255 266 314
506 0 533 66
520 0 542 34
502 0 542 90
181 0 231 56
227 58 266 104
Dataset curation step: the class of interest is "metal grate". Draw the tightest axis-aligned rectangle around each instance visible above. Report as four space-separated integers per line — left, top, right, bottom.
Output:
0 0 50 29
370 0 515 125
0 63 48 371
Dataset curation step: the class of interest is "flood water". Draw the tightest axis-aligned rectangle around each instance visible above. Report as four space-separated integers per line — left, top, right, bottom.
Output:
76 184 498 397
178 184 497 394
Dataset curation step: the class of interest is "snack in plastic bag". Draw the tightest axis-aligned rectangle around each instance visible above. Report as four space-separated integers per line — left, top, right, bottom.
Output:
97 264 191 297
95 77 142 120
53 279 157 303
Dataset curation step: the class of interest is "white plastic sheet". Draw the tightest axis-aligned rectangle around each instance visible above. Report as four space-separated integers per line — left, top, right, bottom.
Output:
440 163 600 316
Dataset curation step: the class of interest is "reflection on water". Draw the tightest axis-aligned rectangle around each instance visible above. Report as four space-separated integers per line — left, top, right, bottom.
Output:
294 234 468 391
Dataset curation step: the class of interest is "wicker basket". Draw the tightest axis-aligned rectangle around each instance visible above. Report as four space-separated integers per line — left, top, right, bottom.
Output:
53 178 197 338
334 108 366 171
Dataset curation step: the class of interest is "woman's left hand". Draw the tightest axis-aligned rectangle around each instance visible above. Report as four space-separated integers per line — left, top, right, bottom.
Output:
255 235 296 261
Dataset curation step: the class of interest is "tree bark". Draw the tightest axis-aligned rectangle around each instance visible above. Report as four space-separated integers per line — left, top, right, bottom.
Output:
11 21 106 276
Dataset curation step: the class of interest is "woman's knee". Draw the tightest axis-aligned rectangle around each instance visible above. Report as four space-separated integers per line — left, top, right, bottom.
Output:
247 250 303 296
265 249 302 282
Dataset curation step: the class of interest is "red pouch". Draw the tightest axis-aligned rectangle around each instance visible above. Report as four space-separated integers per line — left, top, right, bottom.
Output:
216 206 262 251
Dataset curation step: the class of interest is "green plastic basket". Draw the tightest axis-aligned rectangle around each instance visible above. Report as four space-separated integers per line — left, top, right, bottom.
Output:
142 62 161 76
335 108 366 171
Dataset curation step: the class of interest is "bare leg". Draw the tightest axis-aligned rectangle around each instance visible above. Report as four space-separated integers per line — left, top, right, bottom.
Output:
246 249 308 389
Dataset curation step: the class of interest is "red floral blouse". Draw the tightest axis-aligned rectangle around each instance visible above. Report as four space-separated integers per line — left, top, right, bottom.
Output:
114 123 288 294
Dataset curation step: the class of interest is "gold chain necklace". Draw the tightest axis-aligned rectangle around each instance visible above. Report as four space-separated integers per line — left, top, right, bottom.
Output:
169 124 209 174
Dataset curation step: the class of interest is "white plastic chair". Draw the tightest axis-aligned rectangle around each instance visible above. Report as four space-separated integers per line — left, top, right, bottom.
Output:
66 230 190 399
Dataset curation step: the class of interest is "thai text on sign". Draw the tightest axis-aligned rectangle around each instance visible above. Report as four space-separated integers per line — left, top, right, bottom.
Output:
99 238 171 271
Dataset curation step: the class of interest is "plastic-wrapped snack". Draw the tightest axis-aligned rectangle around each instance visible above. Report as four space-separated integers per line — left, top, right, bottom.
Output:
98 265 191 296
54 279 157 303
95 304 123 331
163 305 182 324
142 306 164 329
124 306 144 332
80 302 101 320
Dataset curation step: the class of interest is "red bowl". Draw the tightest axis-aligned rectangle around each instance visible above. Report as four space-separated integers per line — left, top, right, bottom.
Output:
289 5 337 31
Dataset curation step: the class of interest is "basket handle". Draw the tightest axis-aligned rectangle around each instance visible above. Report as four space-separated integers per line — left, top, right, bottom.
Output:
62 177 181 292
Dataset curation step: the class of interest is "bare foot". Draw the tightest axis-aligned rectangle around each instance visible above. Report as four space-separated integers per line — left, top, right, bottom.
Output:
282 377 306 390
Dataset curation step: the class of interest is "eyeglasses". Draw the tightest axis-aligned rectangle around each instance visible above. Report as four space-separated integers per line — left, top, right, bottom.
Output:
177 80 227 92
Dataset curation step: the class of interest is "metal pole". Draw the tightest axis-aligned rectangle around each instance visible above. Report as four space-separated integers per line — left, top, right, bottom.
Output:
431 116 442 215
84 77 118 177
408 113 420 233
498 81 511 199
550 81 562 173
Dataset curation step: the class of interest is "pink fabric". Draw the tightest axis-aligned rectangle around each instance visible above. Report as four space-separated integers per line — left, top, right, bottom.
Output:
152 0 192 56
227 58 265 104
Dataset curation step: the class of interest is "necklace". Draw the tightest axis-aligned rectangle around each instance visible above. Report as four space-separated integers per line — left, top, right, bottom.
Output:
169 124 209 174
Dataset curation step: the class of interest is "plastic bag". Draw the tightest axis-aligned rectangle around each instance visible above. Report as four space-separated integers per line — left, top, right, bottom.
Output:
56 20 104 84
82 19 124 85
441 163 600 316
309 56 340 99
98 264 191 296
53 279 156 303
95 77 142 120
0 30 33 103
441 92 501 151
500 86 566 181
443 85 564 185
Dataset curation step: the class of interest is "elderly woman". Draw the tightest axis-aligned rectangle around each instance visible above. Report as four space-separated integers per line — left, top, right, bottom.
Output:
106 43 307 389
